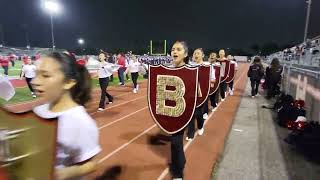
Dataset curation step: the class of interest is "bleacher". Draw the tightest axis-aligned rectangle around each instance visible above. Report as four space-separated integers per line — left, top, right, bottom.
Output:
0 46 65 58
268 35 320 67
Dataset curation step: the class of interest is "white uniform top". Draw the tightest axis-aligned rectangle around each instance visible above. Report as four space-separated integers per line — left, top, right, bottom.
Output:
231 60 238 70
219 61 227 77
212 62 221 81
127 60 140 73
22 64 36 78
33 104 101 169
189 61 216 81
97 62 113 78
210 66 216 81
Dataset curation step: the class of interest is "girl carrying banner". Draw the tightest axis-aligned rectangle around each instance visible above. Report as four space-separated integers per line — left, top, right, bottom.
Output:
169 41 190 180
31 52 101 179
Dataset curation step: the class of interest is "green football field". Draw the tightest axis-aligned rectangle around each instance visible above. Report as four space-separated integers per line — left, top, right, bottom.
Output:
0 60 23 77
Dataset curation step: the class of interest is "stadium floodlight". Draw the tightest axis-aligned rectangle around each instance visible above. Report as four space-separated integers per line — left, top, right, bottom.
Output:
26 45 30 49
0 44 3 48
78 38 85 45
43 0 61 50
44 0 61 14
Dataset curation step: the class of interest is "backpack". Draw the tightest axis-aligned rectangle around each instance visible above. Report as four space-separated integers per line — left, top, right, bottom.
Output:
248 64 263 80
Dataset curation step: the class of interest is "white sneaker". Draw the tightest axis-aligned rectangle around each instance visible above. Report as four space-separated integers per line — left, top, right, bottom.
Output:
211 108 216 112
185 137 193 141
251 96 255 98
221 98 225 102
32 94 36 98
230 90 234 96
98 108 104 111
133 88 137 93
173 178 183 180
203 113 208 120
198 128 204 136
136 84 139 90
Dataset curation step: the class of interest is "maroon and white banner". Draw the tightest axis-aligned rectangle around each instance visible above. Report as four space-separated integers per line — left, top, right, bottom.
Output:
148 65 198 134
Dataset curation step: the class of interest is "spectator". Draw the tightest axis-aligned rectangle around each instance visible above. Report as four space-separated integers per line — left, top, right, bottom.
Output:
266 58 283 99
247 57 264 98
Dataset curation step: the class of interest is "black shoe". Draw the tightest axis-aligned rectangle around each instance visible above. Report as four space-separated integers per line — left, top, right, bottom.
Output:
109 97 114 103
169 163 184 179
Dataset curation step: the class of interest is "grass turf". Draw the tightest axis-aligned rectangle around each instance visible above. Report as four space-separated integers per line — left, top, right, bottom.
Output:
0 61 23 77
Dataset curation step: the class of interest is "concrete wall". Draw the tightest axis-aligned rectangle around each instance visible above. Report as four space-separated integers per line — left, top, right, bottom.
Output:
282 64 320 122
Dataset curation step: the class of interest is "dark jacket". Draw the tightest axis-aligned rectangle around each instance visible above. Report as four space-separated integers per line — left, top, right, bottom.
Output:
266 65 283 83
247 63 264 80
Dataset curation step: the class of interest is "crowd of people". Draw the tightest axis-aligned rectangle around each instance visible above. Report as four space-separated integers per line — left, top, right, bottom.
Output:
1 42 246 180
269 38 320 62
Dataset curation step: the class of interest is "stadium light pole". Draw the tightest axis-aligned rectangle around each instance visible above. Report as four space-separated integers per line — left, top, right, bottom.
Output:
78 38 85 55
44 0 60 50
303 0 312 42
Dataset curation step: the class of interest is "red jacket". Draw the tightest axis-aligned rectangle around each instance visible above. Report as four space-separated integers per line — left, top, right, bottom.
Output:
77 59 86 66
0 57 9 67
117 56 126 70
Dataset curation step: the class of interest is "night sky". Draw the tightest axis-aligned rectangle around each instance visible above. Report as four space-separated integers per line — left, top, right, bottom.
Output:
0 0 319 49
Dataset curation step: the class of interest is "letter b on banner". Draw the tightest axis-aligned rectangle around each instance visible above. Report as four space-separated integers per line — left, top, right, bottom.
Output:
156 75 186 117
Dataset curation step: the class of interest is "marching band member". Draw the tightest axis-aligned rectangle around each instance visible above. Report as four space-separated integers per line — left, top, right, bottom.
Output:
208 52 219 111
169 41 190 180
97 52 114 111
20 57 37 98
117 53 126 86
186 48 206 141
218 49 227 101
32 52 101 180
125 55 141 93
227 55 238 96
0 55 9 76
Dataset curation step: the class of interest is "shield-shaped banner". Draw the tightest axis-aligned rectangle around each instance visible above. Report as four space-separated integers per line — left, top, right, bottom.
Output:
225 62 236 83
220 60 231 82
196 65 211 107
209 64 221 95
148 65 198 134
0 106 57 180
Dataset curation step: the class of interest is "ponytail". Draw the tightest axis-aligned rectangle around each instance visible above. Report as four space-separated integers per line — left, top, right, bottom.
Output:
71 64 92 105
